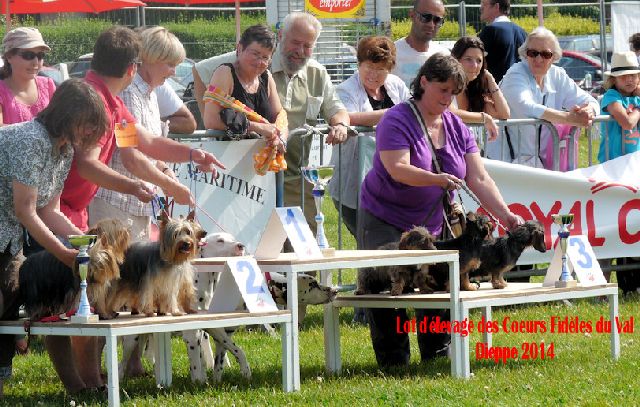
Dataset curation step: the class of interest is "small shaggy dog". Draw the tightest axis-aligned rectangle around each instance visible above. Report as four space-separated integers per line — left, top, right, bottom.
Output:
19 218 130 321
355 226 437 295
473 220 547 289
108 211 206 317
427 212 493 292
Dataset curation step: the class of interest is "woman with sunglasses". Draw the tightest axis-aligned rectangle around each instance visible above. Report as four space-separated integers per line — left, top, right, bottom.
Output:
203 24 286 146
487 26 598 168
0 27 55 126
449 36 510 147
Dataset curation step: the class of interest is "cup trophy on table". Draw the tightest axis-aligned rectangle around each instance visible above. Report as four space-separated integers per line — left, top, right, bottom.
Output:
301 165 334 255
68 234 100 323
552 214 577 288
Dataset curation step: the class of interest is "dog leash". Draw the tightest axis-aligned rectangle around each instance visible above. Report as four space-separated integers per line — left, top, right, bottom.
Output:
458 182 506 232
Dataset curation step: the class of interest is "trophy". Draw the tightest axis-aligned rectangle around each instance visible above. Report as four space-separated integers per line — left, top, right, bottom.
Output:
301 165 334 250
68 235 99 323
552 214 577 288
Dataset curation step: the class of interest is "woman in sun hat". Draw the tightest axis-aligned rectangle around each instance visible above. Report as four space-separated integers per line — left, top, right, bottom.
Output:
598 50 640 163
0 27 55 125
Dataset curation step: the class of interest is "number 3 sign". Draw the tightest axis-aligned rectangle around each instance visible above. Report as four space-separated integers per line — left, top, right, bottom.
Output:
543 235 607 287
209 257 278 313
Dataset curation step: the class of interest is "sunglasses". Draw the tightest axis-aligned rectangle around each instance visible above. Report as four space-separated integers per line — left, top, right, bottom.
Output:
18 51 46 61
415 12 445 26
525 49 554 60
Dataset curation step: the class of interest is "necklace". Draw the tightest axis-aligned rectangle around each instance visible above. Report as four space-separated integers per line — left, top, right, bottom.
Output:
234 64 258 93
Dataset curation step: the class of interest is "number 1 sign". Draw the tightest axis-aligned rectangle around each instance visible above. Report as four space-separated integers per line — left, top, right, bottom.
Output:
543 235 607 287
254 207 322 260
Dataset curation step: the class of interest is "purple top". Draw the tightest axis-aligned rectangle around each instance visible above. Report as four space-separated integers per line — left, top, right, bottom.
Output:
360 102 479 235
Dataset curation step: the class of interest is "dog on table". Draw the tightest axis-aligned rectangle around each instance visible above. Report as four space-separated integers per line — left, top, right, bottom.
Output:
182 232 337 383
19 219 130 321
426 212 493 292
108 210 206 317
354 226 437 295
473 220 546 289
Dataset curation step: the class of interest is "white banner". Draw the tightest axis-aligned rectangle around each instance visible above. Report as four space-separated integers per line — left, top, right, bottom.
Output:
171 139 276 254
611 1 640 53
466 154 640 264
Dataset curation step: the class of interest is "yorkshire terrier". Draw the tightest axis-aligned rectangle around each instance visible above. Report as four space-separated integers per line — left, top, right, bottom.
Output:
355 226 437 296
19 218 130 321
109 211 206 317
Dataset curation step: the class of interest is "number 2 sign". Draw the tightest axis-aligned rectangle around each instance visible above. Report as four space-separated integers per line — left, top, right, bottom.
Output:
209 257 278 313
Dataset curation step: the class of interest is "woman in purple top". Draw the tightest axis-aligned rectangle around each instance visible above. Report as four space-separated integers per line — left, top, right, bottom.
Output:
357 54 522 368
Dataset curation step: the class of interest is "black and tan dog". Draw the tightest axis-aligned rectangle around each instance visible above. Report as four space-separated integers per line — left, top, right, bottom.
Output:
108 211 206 317
19 219 130 321
473 220 547 289
355 226 437 295
426 212 493 292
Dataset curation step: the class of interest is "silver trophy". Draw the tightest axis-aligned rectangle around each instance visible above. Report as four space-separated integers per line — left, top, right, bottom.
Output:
301 165 334 249
68 235 100 323
552 214 577 288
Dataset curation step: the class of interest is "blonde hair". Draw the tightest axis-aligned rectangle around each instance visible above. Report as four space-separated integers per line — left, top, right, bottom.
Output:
140 26 185 65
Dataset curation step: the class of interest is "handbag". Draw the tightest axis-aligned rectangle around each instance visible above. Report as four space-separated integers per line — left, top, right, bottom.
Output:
407 100 466 239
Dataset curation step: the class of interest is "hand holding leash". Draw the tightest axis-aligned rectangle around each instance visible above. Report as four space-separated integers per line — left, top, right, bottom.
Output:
132 180 155 203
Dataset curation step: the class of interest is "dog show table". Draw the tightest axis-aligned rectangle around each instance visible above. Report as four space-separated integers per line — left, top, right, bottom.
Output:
0 310 291 407
193 249 461 392
330 282 620 378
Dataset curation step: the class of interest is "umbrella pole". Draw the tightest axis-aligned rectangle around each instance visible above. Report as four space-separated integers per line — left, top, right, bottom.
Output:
235 0 240 43
5 0 10 31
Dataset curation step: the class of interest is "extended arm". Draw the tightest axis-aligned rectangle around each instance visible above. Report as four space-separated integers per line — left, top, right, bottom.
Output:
13 183 79 267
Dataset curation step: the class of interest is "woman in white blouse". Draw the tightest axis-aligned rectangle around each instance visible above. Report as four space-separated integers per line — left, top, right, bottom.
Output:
328 36 410 237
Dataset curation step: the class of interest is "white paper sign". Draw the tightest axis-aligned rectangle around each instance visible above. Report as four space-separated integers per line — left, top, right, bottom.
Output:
254 207 322 260
169 139 276 254
543 235 607 287
209 257 277 313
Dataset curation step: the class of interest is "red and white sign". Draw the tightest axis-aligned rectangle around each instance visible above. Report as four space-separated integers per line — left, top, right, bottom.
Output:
467 153 640 264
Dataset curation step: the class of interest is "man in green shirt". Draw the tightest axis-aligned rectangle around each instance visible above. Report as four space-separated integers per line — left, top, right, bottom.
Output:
271 12 350 233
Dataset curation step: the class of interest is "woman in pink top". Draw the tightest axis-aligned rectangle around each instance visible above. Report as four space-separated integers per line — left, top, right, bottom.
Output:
0 27 54 357
0 27 55 125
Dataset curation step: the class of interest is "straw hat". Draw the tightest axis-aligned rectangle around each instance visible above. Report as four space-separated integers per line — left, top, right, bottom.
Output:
604 51 640 78
3 27 50 54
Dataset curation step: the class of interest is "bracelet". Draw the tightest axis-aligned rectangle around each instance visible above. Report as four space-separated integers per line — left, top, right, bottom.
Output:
333 122 348 129
161 167 170 174
481 112 488 124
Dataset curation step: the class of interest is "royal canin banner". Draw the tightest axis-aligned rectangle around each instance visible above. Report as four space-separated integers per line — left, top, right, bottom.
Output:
305 0 366 19
466 153 640 265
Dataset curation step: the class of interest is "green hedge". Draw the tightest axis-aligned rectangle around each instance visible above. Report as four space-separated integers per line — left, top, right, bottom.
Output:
4 13 604 65
391 13 604 41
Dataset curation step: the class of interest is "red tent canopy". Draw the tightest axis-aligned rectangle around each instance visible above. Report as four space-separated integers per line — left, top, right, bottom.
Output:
2 0 146 14
144 0 254 4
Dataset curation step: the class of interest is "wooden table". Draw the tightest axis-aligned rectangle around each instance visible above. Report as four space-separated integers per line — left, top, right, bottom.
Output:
194 249 460 389
0 310 291 406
